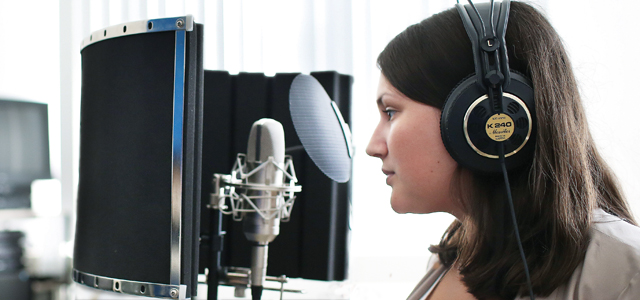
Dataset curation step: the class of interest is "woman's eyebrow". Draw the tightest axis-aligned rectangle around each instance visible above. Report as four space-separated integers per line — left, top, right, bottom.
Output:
376 94 387 107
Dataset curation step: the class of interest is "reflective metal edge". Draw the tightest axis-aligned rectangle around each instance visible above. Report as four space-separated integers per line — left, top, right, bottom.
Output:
170 30 186 287
73 269 188 299
463 93 533 159
330 100 354 159
80 15 194 50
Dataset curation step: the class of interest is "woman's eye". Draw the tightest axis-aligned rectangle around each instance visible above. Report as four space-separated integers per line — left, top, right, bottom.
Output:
383 109 396 120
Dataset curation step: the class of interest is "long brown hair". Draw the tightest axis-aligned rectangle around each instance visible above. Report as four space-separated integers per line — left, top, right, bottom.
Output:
377 2 636 299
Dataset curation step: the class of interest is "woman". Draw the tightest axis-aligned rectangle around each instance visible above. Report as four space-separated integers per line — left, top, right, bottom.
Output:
366 1 640 299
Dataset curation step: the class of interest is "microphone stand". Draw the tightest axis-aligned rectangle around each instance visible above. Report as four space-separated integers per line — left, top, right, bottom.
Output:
206 208 224 300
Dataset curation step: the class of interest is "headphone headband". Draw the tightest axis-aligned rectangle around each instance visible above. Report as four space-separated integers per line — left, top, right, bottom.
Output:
456 0 511 89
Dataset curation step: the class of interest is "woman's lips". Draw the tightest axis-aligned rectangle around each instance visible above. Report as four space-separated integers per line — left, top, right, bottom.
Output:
382 169 394 185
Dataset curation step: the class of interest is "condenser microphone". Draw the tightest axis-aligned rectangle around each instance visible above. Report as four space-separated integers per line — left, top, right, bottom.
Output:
211 117 301 299
244 119 286 300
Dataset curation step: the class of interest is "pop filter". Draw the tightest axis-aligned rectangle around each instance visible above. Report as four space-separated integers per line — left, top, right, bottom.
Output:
289 74 353 183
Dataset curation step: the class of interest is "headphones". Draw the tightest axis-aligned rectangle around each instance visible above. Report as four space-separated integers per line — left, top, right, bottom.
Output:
442 2 537 298
440 0 536 173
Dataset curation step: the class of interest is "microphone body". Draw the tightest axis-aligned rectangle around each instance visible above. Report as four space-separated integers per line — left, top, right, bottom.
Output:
243 118 285 299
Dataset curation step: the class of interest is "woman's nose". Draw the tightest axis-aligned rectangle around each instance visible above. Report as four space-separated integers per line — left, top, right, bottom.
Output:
366 125 387 158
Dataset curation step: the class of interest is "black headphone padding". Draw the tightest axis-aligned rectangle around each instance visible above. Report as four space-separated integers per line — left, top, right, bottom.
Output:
440 71 535 173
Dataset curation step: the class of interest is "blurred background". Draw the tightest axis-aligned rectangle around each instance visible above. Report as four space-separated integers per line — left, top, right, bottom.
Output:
0 0 639 299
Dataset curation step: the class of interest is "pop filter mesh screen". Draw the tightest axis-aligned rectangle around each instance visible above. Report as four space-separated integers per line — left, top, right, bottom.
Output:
289 74 351 183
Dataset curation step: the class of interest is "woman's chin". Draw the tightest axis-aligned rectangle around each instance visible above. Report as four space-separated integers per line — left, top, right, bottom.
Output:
390 196 441 215
390 197 417 214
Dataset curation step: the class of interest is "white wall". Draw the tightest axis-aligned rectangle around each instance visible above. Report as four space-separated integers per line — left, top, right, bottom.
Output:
547 0 640 216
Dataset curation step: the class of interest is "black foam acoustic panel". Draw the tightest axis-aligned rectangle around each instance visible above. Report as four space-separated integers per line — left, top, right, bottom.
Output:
200 71 352 282
75 24 203 297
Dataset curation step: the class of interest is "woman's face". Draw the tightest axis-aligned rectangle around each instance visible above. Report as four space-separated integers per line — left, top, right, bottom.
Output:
366 74 460 216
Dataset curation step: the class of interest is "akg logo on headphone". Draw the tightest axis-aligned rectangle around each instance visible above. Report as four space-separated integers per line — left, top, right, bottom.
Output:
485 113 514 142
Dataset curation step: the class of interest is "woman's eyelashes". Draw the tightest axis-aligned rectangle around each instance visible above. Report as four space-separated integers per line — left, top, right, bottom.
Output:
383 109 397 120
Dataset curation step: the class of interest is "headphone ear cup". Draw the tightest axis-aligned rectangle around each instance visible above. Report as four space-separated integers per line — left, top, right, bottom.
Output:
440 75 479 169
440 71 536 173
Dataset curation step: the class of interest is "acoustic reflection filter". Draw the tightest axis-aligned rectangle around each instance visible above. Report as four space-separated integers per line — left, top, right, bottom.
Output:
74 16 203 299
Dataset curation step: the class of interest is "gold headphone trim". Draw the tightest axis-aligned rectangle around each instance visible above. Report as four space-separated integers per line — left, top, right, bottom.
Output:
463 93 533 159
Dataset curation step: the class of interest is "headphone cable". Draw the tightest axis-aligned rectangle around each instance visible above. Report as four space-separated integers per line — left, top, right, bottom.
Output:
498 144 535 300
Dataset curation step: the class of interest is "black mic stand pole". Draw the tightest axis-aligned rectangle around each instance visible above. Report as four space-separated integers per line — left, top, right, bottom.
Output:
207 208 224 299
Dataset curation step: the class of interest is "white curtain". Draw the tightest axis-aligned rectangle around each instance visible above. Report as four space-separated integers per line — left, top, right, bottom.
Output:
5 0 640 298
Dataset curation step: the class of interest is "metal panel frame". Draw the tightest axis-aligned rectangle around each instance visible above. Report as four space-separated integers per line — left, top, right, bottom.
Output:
171 28 186 287
74 270 187 299
80 15 194 49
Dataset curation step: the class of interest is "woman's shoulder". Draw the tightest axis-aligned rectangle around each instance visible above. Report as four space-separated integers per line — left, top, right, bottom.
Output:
406 254 448 300
589 208 640 267
520 209 640 300
548 208 640 299
590 208 640 251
